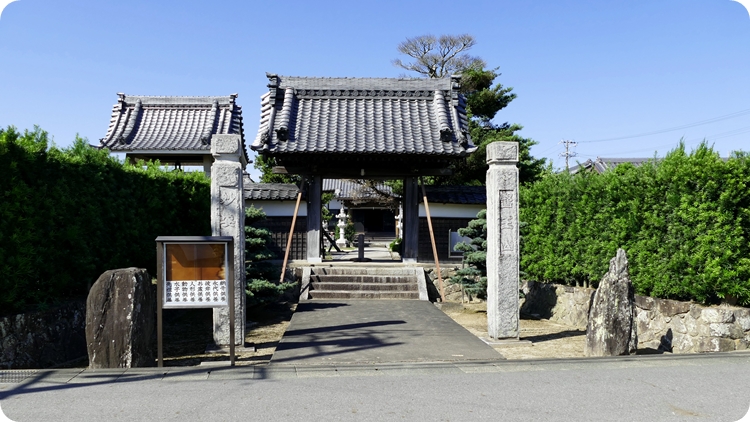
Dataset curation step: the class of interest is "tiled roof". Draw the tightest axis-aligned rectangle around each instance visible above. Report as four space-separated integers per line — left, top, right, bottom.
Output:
100 93 247 159
244 183 301 201
251 74 475 157
421 186 486 205
322 179 395 200
568 157 656 174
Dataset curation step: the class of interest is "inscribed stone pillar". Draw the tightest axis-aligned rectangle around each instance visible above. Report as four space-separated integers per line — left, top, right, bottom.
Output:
210 134 245 346
306 175 322 263
401 177 419 263
486 142 520 339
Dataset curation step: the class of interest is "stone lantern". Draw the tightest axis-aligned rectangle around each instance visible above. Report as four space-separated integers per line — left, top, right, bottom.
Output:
336 209 348 248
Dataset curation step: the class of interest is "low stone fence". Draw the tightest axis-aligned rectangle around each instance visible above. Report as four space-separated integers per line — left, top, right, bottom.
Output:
0 301 87 369
521 281 750 353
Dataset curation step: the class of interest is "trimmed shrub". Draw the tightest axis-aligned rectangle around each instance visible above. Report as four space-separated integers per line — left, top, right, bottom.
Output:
520 142 750 306
0 126 210 314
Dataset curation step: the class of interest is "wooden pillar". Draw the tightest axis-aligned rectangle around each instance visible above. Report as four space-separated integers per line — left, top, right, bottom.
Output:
402 176 419 263
306 175 322 263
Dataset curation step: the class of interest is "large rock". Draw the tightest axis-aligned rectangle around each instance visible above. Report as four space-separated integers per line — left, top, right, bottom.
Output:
585 249 638 356
86 268 155 368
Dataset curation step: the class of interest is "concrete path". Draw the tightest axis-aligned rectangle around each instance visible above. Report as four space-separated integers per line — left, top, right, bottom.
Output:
270 299 504 365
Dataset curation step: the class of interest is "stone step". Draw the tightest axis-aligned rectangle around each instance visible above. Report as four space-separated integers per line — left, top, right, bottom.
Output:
311 282 418 292
300 266 428 301
311 275 417 284
308 290 420 300
311 267 419 276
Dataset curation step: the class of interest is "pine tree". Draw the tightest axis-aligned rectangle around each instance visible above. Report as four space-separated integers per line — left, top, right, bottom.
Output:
245 206 294 307
450 209 488 300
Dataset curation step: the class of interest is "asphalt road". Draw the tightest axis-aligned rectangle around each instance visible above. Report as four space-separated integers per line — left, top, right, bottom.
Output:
2 352 750 421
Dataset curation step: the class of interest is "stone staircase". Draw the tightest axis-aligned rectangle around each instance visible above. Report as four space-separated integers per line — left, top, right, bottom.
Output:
300 267 428 300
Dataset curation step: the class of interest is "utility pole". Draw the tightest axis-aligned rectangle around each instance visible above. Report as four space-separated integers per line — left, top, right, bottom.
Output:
559 140 578 172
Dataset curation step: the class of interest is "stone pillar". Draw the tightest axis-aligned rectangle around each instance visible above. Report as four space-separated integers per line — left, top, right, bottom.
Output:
486 142 520 340
210 134 245 346
402 177 419 263
306 175 322 263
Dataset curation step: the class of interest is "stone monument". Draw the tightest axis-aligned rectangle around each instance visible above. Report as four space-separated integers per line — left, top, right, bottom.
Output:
210 134 246 346
486 142 520 340
86 268 155 368
585 249 638 356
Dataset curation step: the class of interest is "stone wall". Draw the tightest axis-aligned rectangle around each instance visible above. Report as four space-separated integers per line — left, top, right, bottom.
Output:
521 282 593 330
0 301 87 369
521 281 750 353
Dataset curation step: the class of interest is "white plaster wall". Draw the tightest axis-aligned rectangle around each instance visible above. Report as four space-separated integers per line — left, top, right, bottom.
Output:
419 203 483 218
246 200 308 217
328 199 344 209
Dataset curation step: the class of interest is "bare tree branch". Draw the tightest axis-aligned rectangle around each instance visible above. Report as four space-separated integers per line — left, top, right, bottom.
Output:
393 34 485 78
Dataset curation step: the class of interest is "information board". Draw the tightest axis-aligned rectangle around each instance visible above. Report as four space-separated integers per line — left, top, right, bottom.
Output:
163 243 228 308
155 236 236 367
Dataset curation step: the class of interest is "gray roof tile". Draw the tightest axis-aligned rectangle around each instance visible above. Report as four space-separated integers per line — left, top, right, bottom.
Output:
100 93 247 160
244 183 301 201
568 157 657 174
251 74 475 157
322 179 395 200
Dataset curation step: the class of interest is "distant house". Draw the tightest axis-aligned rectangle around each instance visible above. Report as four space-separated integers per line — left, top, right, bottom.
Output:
418 186 485 263
323 179 397 234
244 180 306 261
568 157 655 174
244 179 484 263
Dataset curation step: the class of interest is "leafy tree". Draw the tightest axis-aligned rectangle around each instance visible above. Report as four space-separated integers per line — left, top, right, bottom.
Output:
253 155 300 184
393 35 546 185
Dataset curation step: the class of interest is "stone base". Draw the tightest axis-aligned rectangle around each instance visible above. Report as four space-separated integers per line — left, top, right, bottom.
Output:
482 338 533 348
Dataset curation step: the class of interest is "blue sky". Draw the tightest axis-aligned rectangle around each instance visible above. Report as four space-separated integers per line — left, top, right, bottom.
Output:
1 0 749 178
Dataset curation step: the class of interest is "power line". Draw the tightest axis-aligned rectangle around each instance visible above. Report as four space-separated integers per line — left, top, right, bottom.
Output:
578 108 750 144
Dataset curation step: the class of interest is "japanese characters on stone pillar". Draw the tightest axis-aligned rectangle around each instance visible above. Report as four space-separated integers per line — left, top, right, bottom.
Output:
210 134 245 346
486 141 520 340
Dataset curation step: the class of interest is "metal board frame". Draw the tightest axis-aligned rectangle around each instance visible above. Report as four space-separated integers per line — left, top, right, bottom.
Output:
155 236 235 367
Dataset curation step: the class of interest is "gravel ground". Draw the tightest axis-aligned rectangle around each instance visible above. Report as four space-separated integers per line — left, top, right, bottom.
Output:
437 301 587 360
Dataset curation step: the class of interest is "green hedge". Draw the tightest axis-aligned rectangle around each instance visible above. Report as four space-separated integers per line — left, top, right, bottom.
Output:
0 127 211 314
520 143 750 306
